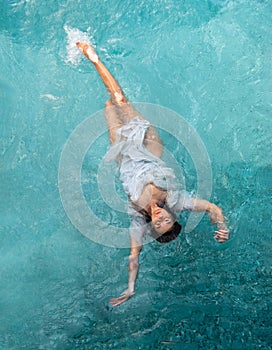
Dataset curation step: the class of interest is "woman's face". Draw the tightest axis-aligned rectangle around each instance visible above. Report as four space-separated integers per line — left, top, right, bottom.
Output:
151 205 174 234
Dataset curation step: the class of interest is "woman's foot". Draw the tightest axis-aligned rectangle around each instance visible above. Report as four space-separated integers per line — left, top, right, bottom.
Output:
76 42 99 63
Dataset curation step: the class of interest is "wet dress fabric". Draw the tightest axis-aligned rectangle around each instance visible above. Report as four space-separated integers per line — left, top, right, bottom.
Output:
104 117 193 243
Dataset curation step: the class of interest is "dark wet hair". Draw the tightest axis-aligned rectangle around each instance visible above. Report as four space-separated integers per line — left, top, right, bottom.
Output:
139 200 182 244
151 221 182 243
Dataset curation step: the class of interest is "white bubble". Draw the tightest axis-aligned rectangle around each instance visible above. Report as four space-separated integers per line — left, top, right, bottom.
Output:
64 25 94 66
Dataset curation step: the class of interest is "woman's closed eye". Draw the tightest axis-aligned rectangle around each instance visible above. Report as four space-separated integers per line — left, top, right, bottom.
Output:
155 218 172 228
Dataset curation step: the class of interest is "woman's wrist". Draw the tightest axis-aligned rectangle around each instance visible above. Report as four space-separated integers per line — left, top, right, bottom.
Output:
207 203 225 223
128 283 135 294
217 221 229 231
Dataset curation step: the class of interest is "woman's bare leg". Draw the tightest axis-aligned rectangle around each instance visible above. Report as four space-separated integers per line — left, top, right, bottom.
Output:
77 42 163 156
104 100 123 144
76 42 146 120
76 42 128 106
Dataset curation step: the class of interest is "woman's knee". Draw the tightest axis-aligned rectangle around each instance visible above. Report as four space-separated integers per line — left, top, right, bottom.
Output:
144 127 163 157
105 100 114 108
111 91 128 106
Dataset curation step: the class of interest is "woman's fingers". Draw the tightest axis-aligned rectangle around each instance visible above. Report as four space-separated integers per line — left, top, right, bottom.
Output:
109 295 129 307
214 229 230 243
109 290 135 307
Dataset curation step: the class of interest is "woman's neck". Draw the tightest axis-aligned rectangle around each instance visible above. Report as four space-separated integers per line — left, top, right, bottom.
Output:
134 183 167 214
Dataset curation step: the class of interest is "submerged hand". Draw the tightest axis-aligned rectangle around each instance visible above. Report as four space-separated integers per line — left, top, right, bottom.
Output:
214 228 230 243
208 204 230 243
109 290 135 307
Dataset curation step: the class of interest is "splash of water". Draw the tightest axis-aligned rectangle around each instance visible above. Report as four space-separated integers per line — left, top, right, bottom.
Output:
64 25 94 65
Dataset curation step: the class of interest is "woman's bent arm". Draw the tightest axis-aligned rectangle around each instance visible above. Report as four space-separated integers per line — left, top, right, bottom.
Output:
192 198 230 243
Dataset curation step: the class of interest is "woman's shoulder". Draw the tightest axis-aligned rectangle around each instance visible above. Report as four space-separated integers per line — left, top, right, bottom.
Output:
167 189 194 212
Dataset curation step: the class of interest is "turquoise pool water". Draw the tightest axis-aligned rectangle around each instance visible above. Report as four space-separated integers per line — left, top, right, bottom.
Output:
1 0 271 349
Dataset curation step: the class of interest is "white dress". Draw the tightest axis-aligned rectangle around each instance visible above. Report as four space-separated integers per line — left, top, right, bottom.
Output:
104 117 193 243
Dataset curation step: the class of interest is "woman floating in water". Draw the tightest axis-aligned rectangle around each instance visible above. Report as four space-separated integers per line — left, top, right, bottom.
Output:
76 42 230 307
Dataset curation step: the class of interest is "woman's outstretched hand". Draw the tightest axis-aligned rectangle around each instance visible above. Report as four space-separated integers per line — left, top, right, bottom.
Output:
214 227 230 243
207 203 230 243
109 289 135 307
